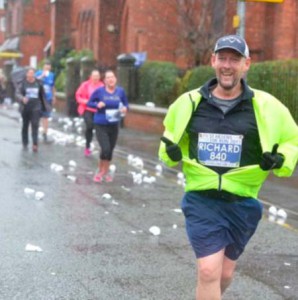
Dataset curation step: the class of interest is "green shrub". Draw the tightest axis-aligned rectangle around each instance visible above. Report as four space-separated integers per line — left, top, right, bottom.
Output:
47 46 73 77
60 49 94 70
138 61 179 107
47 49 94 92
179 66 215 94
247 59 298 122
136 58 298 121
55 70 66 92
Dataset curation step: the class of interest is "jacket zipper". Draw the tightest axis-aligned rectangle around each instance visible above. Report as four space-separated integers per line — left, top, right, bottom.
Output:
218 174 222 191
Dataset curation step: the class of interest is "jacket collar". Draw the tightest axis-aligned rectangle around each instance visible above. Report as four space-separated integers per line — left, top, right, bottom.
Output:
199 78 254 101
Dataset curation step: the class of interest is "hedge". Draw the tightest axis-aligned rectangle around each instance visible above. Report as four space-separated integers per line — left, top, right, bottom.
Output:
178 66 215 95
48 49 94 92
247 59 298 123
138 61 179 107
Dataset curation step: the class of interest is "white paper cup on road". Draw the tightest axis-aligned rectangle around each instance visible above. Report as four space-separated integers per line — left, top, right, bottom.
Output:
276 208 287 225
67 175 76 182
102 193 112 200
68 160 77 167
24 187 35 198
35 191 45 200
25 243 43 252
149 226 161 236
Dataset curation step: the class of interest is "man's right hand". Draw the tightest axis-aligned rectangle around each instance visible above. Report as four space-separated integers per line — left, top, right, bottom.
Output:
160 136 182 162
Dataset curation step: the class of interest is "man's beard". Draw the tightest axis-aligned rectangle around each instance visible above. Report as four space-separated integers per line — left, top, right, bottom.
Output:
218 77 239 91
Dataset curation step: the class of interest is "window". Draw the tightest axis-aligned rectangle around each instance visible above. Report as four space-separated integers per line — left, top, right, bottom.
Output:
0 17 5 32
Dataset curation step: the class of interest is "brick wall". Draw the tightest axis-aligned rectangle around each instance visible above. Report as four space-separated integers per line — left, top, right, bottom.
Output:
124 104 166 134
70 0 98 57
51 0 71 55
4 0 298 70
55 93 166 134
57 0 125 69
122 0 179 64
241 0 298 62
98 0 124 68
0 8 5 46
271 0 297 60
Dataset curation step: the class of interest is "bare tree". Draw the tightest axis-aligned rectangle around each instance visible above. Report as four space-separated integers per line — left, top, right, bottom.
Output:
175 0 226 66
146 0 226 67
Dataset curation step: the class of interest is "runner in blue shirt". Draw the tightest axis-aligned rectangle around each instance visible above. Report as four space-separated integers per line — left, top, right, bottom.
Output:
35 61 55 142
87 70 128 183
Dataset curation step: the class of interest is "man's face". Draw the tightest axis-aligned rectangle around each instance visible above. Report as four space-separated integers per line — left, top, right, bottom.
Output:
211 49 251 91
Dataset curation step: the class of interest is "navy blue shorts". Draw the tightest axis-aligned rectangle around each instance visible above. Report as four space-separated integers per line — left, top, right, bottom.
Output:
41 101 52 118
181 191 263 260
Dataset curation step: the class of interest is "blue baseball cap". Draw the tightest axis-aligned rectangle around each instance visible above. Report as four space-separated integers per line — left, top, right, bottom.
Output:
214 35 250 58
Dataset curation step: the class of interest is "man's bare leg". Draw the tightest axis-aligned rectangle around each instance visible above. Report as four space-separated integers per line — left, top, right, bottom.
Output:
221 256 237 294
196 249 237 300
42 117 49 141
196 249 225 300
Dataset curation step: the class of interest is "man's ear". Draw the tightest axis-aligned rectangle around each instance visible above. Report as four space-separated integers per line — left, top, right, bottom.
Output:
244 57 251 72
211 53 216 68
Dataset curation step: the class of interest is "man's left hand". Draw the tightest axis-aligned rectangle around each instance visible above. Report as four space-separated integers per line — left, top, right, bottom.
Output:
260 144 284 171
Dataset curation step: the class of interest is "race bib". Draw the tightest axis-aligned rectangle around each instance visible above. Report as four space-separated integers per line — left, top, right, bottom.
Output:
26 87 39 99
43 84 51 94
198 133 243 167
106 109 121 122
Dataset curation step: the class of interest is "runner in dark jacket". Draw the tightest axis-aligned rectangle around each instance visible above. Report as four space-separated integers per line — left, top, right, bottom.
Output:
16 68 47 152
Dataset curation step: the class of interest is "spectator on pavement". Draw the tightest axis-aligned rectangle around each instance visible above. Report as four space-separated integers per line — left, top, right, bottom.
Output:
75 70 104 156
159 34 298 300
87 70 128 183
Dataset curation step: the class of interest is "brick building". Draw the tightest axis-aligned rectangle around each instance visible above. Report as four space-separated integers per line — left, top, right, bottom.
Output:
1 0 298 68
244 0 298 62
0 0 5 47
3 0 51 66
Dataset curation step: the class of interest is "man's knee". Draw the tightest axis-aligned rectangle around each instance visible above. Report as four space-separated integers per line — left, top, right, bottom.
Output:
220 258 237 293
199 265 221 283
221 267 234 282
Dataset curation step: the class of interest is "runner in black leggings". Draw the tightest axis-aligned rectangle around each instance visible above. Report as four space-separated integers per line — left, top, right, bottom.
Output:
16 68 47 152
95 122 118 169
87 70 129 183
75 70 104 156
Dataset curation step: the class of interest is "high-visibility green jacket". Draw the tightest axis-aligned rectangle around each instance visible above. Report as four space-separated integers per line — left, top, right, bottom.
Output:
159 88 298 198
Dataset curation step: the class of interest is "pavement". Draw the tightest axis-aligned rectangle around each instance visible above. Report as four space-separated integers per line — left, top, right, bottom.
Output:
0 103 298 300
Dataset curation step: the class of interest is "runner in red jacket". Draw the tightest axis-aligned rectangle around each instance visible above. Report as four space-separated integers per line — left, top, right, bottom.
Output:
75 70 104 156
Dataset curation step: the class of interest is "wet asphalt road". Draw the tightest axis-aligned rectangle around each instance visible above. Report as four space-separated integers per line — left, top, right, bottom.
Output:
0 105 297 300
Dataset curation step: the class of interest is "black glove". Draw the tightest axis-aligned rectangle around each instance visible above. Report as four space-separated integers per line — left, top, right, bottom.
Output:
260 144 284 171
160 136 182 162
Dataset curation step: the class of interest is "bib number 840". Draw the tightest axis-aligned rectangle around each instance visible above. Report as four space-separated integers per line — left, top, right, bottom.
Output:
210 152 227 161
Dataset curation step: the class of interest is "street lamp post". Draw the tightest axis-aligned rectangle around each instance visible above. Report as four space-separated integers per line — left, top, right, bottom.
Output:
236 0 246 38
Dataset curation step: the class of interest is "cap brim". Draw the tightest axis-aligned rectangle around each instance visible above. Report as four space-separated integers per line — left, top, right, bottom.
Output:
215 46 246 57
